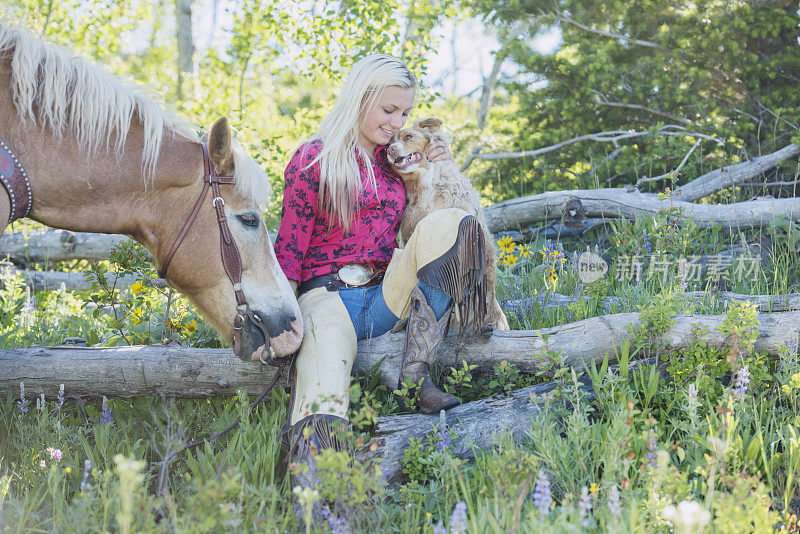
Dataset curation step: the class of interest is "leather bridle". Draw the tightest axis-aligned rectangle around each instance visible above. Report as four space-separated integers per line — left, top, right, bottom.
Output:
159 142 275 362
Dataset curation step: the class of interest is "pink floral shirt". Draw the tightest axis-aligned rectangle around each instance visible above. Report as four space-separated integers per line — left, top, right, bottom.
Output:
274 141 406 283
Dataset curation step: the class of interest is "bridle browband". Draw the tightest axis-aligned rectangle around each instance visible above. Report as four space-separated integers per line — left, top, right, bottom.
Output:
0 137 32 223
159 142 275 362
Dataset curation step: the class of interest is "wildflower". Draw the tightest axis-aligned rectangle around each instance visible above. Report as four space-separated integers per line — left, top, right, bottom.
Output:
17 382 29 414
40 459 47 470
532 469 552 518
435 424 451 453
319 504 348 534
642 233 652 254
183 318 198 333
100 396 112 424
56 384 65 412
47 447 62 461
519 243 534 259
129 281 145 294
501 252 518 268
589 482 599 494
608 484 622 516
433 522 447 534
662 500 710 533
734 364 750 398
578 486 593 526
449 501 467 534
65 466 71 474
80 459 92 491
497 235 516 254
647 433 657 467
19 285 35 329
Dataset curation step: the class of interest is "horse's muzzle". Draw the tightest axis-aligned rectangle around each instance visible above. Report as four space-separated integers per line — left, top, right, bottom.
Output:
237 309 303 362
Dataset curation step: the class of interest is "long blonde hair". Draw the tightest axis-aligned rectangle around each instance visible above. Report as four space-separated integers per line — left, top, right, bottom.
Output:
306 54 417 231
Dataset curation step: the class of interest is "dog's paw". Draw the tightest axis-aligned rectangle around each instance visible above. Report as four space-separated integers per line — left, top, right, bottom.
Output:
391 317 409 333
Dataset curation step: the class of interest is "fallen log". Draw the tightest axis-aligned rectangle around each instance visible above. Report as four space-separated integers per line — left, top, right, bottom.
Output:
1 265 166 292
356 377 595 484
0 229 278 264
482 189 800 234
0 230 131 263
2 311 797 398
673 144 800 202
503 291 800 317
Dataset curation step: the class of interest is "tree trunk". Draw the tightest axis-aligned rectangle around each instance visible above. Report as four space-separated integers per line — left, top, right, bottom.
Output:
0 230 131 263
2 310 796 399
175 0 194 100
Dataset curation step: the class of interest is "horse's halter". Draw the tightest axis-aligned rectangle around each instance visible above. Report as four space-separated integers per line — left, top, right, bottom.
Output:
159 143 274 362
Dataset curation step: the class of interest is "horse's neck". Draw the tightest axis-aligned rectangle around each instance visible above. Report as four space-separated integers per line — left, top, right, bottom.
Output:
3 116 197 241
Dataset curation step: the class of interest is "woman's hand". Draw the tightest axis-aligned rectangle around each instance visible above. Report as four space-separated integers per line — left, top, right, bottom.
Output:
426 139 453 163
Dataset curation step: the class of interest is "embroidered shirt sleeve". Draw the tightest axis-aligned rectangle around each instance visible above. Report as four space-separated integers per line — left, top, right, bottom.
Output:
274 144 320 281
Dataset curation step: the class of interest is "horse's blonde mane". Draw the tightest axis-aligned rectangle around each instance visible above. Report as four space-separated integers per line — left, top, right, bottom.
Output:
0 24 271 206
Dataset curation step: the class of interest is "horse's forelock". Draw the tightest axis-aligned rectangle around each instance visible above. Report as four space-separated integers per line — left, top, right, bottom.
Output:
0 24 198 182
231 139 272 207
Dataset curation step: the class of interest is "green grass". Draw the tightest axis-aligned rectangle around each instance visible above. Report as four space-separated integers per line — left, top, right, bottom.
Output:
1 213 799 532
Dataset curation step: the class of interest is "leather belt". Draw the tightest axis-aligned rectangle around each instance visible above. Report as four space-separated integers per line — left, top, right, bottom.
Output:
298 272 383 297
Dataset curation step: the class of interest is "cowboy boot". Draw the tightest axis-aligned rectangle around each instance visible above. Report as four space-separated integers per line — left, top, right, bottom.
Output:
399 285 461 414
283 414 351 526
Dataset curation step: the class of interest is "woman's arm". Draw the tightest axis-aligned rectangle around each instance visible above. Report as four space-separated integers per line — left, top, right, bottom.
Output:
274 145 321 284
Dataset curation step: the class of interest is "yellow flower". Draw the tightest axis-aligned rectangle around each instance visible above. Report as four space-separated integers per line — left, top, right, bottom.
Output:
128 307 143 325
183 319 198 333
497 235 516 254
65 466 72 474
129 281 145 294
501 253 518 267
519 244 533 258
590 483 598 494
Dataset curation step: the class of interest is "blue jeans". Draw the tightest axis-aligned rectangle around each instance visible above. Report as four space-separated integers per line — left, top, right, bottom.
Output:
337 281 452 340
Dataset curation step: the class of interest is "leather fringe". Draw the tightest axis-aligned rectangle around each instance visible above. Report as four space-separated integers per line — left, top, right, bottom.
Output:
417 215 488 336
285 414 351 464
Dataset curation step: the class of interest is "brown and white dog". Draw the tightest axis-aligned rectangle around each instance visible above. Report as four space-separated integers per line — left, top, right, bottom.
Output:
387 117 509 330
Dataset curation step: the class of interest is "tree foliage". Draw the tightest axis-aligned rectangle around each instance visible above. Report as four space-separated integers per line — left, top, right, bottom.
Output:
467 0 800 200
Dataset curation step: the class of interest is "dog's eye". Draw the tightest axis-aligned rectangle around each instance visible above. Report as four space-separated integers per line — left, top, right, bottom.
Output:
404 135 412 141
237 213 260 228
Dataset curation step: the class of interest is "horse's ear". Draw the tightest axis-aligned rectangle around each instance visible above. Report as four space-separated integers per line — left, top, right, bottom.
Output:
208 117 236 175
416 117 443 133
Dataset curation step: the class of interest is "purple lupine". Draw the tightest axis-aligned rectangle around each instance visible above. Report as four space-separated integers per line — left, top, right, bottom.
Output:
734 365 751 397
47 447 62 461
646 433 657 467
17 382 29 413
532 470 552 518
433 521 447 534
578 486 593 526
56 384 65 412
642 233 652 254
449 502 467 534
608 484 622 516
99 396 112 424
435 424 451 453
80 459 92 491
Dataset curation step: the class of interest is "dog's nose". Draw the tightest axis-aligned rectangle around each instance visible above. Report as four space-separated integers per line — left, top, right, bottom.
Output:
387 144 398 157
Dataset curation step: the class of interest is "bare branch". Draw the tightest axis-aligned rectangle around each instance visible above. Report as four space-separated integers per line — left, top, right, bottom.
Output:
547 9 669 51
591 90 692 125
636 138 702 187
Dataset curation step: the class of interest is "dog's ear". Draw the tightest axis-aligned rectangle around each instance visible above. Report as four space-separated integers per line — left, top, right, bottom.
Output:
415 117 443 134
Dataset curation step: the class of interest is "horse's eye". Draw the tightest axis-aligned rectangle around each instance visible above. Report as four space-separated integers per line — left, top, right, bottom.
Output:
237 213 260 228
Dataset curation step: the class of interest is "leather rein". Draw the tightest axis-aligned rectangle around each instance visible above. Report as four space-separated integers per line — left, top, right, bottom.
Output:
158 142 274 361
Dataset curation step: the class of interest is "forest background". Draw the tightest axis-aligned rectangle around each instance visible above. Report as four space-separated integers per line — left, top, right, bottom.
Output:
5 0 799 218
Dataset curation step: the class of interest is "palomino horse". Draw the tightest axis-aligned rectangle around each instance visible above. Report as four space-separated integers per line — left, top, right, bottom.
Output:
0 25 302 361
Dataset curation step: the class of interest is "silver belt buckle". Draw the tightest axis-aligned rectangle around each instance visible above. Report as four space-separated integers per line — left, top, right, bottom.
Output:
337 264 374 287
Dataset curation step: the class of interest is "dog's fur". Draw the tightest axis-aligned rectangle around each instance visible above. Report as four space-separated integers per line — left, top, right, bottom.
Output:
387 117 509 330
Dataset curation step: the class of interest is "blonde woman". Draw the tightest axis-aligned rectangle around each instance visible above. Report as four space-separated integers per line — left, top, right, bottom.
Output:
273 54 488 493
